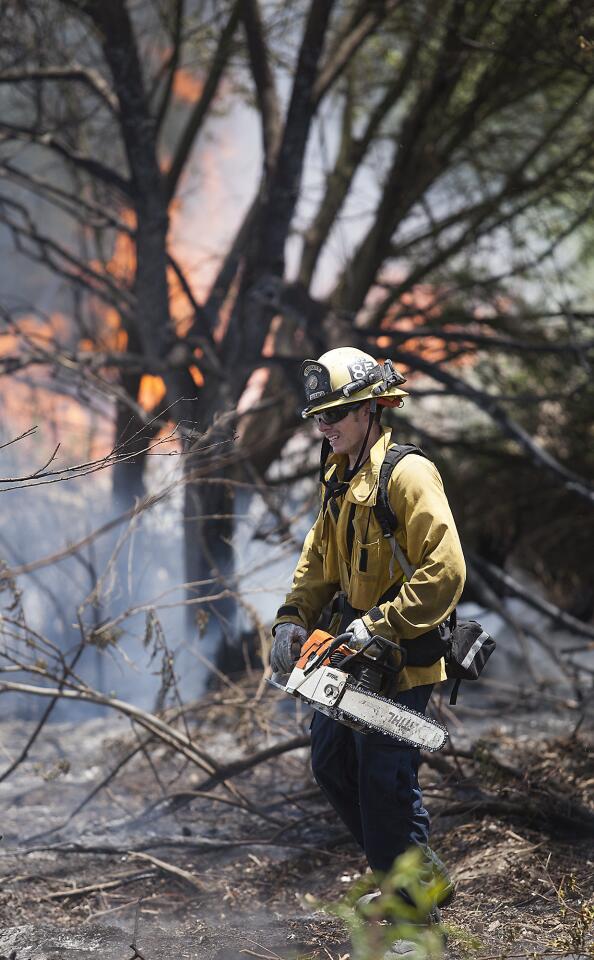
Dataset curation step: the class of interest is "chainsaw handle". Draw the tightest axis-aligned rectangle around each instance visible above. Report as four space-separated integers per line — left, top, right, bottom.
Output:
303 631 407 677
371 634 404 652
333 633 407 674
302 632 352 677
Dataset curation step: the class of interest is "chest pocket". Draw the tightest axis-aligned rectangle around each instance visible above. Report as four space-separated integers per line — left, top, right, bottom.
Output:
348 507 384 610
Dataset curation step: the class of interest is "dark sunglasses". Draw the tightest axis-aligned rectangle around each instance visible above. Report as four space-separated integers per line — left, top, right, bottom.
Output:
314 402 363 425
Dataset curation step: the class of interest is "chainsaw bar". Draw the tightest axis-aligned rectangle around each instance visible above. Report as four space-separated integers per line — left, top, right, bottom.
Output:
337 687 448 752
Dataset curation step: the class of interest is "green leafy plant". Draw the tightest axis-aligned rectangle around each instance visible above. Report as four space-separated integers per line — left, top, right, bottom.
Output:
326 847 449 960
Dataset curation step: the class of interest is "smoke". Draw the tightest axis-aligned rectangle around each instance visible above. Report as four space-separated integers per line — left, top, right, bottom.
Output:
0 414 311 723
0 426 191 718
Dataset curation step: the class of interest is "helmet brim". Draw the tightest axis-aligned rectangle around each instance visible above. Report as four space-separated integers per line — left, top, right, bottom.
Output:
302 386 408 419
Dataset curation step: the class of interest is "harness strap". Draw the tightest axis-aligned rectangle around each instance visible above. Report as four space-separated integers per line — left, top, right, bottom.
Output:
320 438 344 514
374 443 427 537
392 538 415 581
320 437 350 512
345 411 375 481
328 498 340 523
449 679 462 705
373 443 427 580
319 436 332 483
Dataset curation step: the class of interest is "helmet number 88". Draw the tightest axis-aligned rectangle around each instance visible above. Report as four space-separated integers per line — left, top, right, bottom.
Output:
348 359 375 381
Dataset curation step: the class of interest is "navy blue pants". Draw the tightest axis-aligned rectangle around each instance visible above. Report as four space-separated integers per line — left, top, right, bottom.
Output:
310 684 433 873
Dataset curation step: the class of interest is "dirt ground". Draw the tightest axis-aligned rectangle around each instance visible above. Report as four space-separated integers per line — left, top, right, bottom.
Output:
0 680 593 960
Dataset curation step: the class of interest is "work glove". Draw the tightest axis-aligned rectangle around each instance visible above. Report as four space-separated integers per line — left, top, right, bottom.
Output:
345 618 373 650
270 622 307 673
346 618 386 657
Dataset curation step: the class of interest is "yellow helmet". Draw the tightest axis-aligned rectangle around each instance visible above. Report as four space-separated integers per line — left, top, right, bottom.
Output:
301 347 408 418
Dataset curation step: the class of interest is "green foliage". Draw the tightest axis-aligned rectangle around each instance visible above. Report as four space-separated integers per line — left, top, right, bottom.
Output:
326 847 448 960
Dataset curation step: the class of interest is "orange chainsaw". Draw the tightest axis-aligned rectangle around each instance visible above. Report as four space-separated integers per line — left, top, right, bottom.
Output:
270 629 448 752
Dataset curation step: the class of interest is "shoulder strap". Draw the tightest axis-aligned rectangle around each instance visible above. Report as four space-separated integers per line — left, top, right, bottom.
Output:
374 443 427 538
373 444 460 671
320 438 346 513
319 437 331 484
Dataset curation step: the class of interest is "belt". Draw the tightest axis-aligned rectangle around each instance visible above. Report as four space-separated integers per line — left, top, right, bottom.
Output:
331 580 402 634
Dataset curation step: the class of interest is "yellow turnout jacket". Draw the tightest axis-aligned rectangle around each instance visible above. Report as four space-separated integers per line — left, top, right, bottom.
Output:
273 427 466 691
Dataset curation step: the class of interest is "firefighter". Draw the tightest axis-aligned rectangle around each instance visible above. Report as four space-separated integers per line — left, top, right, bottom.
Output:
270 347 466 956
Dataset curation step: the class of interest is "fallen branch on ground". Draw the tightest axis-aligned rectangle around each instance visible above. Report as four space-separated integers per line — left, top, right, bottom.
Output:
0 680 220 777
11 835 350 859
129 851 205 891
42 870 157 901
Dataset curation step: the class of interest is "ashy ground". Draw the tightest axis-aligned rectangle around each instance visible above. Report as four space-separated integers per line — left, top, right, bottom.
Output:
0 680 592 960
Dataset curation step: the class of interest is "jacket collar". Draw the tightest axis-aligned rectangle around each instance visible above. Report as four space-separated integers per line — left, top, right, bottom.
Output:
325 427 393 505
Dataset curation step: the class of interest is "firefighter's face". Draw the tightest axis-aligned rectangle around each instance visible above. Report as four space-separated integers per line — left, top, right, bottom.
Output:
316 402 372 462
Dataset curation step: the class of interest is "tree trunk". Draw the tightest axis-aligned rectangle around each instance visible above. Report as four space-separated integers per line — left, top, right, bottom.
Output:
112 380 147 508
183 422 237 677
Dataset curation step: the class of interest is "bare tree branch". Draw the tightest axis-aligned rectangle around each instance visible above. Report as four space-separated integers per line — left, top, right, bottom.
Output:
239 0 282 169
0 680 219 775
0 422 179 492
367 323 594 357
0 640 86 783
0 64 119 113
0 122 130 195
0 195 134 310
165 2 241 201
154 0 185 133
387 345 594 506
298 5 441 286
0 158 133 232
312 0 400 105
469 553 594 642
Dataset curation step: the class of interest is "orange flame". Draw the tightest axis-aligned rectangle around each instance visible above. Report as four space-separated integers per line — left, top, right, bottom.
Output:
89 209 137 286
1 111 242 465
0 311 72 357
189 365 204 387
138 375 167 412
368 282 477 369
172 69 204 103
167 261 195 337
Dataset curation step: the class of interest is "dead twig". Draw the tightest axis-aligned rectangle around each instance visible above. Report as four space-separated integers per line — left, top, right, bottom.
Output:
129 898 147 960
470 553 594 642
12 835 349 859
22 740 148 843
125 733 311 825
42 870 157 901
129 851 205 891
0 680 220 777
240 939 285 960
0 639 86 783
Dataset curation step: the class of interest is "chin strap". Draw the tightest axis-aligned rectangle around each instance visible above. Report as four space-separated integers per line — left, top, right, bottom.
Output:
320 405 376 512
